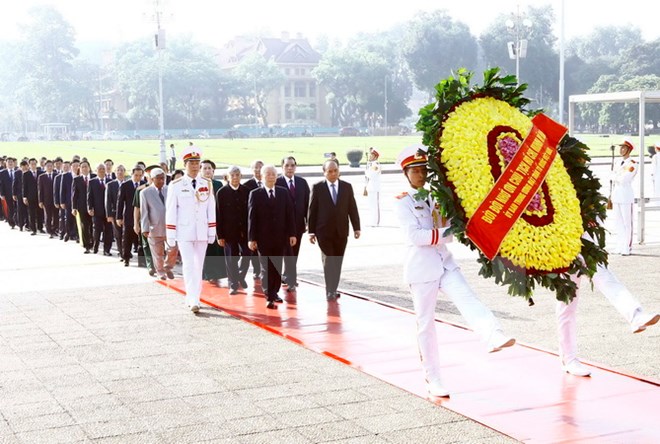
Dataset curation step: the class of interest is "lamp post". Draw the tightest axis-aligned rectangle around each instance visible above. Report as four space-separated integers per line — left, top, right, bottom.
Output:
147 0 167 164
505 5 532 85
384 75 388 136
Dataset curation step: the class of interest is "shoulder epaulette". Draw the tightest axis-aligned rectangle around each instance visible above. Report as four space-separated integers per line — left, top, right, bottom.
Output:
137 184 146 191
171 177 182 184
395 192 409 200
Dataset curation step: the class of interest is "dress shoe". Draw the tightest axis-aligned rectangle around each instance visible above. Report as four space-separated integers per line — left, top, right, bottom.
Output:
49 234 55 239
84 249 91 254
239 279 248 289
427 380 450 398
103 252 112 257
274 296 284 303
229 288 239 295
190 305 200 313
166 270 175 279
63 234 69 242
159 275 167 281
38 229 45 234
124 260 129 267
326 292 337 301
487 330 515 353
93 248 99 254
631 312 660 333
148 269 156 277
563 359 591 377
286 286 296 293
266 301 277 309
31 232 37 236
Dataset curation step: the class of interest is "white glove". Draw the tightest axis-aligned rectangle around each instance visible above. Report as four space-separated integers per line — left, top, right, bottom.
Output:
167 238 176 248
208 236 215 244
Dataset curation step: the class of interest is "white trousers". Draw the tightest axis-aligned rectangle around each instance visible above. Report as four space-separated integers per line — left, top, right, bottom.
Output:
178 240 208 306
556 264 642 363
367 191 380 226
612 203 633 254
410 268 501 383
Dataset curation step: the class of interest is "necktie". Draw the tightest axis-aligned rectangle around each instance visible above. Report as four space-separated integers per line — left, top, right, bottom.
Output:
9 170 13 180
258 181 262 188
330 183 337 205
289 179 296 198
192 179 197 189
269 189 274 200
158 188 165 204
84 176 88 186
48 173 52 180
33 171 37 179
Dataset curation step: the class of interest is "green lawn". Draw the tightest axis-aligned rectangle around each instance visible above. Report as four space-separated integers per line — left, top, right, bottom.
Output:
0 133 650 169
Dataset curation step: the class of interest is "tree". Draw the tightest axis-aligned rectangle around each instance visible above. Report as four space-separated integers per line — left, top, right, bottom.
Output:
618 38 660 77
480 5 558 111
403 10 478 99
232 53 285 126
568 25 642 63
17 5 80 123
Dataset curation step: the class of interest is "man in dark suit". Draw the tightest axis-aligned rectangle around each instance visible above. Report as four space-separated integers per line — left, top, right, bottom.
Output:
53 161 69 239
275 156 310 291
248 165 296 309
60 159 80 242
72 161 95 253
0 157 17 228
22 158 42 235
12 160 28 231
116 166 145 266
243 159 264 280
308 159 361 300
38 160 58 238
105 164 126 259
104 159 117 181
87 163 113 255
217 165 251 294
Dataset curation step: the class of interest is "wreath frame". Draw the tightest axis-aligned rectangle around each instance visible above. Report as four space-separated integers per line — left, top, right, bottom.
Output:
416 68 608 303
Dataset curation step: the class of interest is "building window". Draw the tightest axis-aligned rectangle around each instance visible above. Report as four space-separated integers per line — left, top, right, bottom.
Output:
284 84 291 97
308 82 316 98
295 81 306 97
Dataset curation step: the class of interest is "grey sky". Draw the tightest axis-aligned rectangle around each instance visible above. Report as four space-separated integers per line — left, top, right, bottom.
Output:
1 0 658 46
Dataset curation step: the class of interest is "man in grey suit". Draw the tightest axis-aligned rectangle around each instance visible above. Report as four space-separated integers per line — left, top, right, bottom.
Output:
140 168 177 280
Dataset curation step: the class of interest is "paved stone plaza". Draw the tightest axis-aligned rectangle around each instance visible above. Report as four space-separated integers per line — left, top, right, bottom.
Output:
1 167 658 443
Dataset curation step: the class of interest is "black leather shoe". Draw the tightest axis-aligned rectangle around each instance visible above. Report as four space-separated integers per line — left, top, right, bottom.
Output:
84 249 91 254
148 269 156 277
274 297 284 303
103 252 112 257
124 260 129 267
229 288 239 295
326 292 337 301
239 279 248 289
166 270 174 279
31 232 37 236
266 301 276 309
286 286 296 293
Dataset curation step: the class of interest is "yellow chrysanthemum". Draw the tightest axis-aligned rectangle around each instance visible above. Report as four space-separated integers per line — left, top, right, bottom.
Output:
440 97 583 271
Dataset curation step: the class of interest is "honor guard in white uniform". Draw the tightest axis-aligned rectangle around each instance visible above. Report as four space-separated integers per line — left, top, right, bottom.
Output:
364 147 382 227
166 147 216 313
555 227 660 376
651 142 660 198
394 144 515 398
610 139 638 255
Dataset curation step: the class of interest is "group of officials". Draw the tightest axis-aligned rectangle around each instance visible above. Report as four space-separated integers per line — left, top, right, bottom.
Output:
0 147 361 314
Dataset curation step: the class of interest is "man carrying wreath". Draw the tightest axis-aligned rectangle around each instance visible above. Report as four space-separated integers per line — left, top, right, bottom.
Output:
394 144 515 398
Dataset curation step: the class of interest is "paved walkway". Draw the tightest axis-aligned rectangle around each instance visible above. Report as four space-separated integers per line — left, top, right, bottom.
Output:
1 169 659 443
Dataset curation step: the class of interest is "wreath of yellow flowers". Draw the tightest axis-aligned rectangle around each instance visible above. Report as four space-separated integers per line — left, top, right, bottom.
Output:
417 68 608 303
441 97 584 271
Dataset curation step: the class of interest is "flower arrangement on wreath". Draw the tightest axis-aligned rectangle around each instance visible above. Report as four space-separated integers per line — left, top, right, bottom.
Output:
416 68 609 304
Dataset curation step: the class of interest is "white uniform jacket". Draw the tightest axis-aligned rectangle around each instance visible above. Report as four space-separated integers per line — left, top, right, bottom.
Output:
165 174 216 244
365 160 382 192
394 188 458 284
611 158 638 204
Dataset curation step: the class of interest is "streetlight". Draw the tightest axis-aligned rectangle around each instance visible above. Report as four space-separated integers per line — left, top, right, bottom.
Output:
384 75 388 136
146 0 168 164
505 5 532 85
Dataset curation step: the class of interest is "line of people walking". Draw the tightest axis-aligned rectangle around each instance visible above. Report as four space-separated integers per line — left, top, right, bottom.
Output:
0 147 362 313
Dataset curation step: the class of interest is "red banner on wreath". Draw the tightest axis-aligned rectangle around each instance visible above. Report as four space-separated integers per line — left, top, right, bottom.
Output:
466 114 568 260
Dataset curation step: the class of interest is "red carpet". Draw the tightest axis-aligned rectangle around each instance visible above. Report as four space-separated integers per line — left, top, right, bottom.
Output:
157 278 660 443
